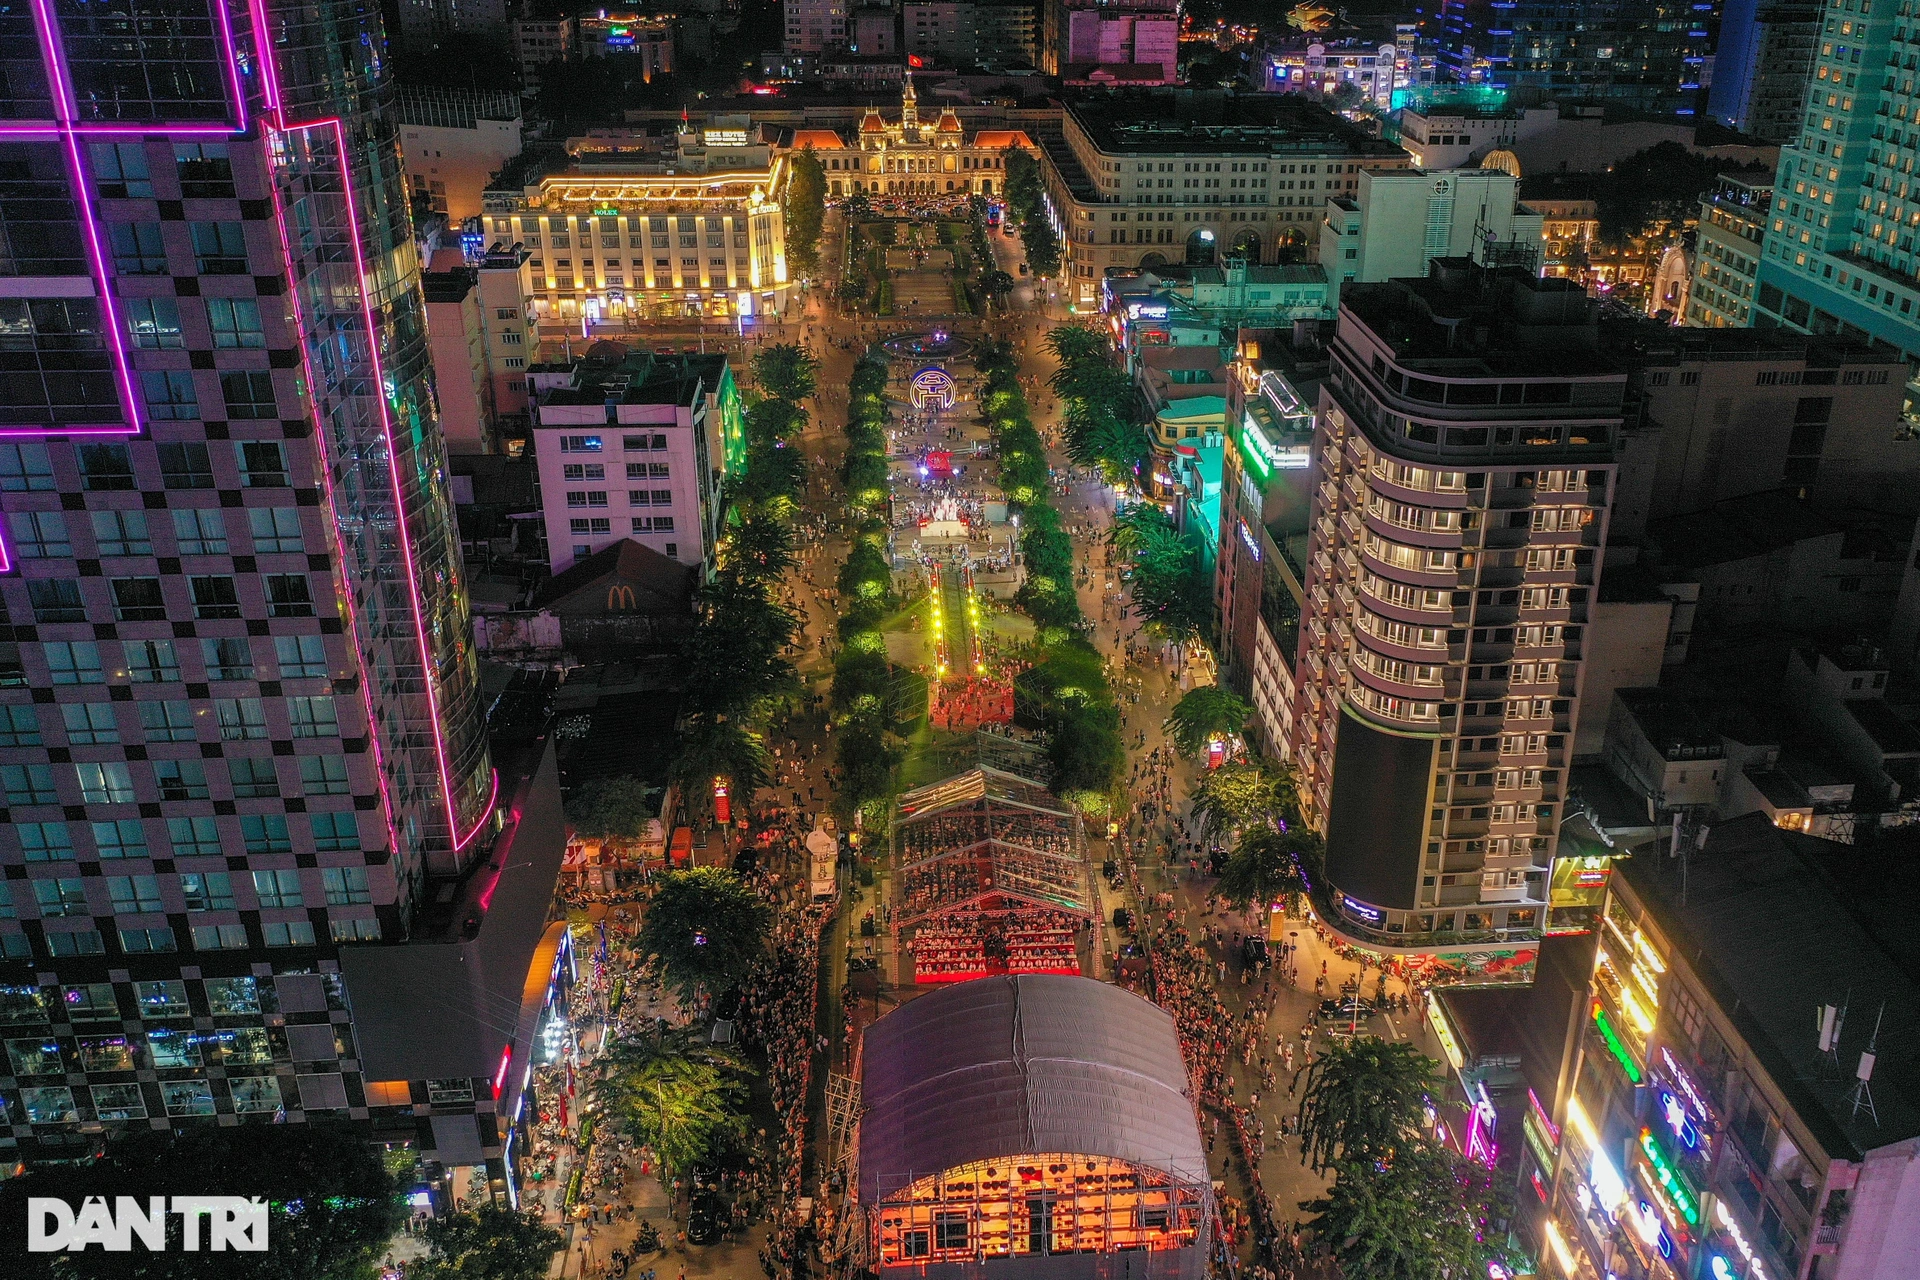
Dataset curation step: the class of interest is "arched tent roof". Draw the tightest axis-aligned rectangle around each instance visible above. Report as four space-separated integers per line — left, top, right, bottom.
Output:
858 975 1206 1201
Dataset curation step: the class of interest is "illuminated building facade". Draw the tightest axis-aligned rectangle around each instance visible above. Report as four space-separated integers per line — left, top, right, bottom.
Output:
857 975 1214 1280
1687 179 1773 328
481 155 790 322
1436 0 1714 116
1035 95 1411 306
0 0 571 1197
528 350 739 577
1534 815 1920 1280
799 76 1036 200
1290 263 1620 985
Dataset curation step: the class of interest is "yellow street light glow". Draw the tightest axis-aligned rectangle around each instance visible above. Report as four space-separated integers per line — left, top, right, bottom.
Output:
1543 1221 1577 1276
1618 985 1655 1035
1565 1095 1598 1148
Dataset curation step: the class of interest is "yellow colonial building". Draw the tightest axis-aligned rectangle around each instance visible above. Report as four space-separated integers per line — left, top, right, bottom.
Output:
481 136 790 323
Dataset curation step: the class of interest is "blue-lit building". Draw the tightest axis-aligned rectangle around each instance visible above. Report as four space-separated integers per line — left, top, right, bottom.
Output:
1753 1 1920 421
1706 0 1821 142
1436 0 1718 117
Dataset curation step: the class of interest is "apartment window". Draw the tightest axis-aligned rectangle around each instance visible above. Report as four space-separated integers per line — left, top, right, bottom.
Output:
178 872 234 911
275 634 327 678
299 755 350 795
227 756 278 798
214 698 266 740
206 298 265 349
17 821 72 860
558 435 603 452
110 222 168 274
569 518 610 535
0 442 54 491
236 441 287 487
91 142 153 197
189 576 240 619
43 641 101 686
566 490 609 508
311 814 361 855
265 574 314 618
75 760 134 803
9 510 68 559
126 298 183 349
220 370 278 419
138 700 196 743
92 510 152 556
201 636 254 681
286 695 338 738
173 143 233 198
64 706 121 749
158 441 214 488
0 763 56 805
35 878 88 917
153 759 209 801
120 926 176 953
27 580 84 622
123 639 179 683
187 920 246 951
106 875 163 914
249 506 303 552
172 508 228 555
261 921 315 947
166 816 221 857
251 867 300 906
78 443 135 490
190 221 248 274
562 463 605 481
110 577 166 621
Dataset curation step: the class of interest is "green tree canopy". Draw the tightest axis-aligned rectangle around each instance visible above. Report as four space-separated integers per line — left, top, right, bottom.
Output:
722 506 797 584
1215 825 1311 911
1020 216 1061 277
565 775 657 839
412 1203 566 1280
1004 148 1042 223
752 343 821 403
1188 759 1298 841
635 867 774 1003
591 1028 752 1178
1296 1036 1437 1174
669 715 773 815
1300 1140 1493 1280
0 1123 398 1280
783 147 827 278
681 570 800 720
1163 685 1253 757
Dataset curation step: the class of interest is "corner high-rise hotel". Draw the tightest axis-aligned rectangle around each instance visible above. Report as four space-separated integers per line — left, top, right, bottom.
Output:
1291 262 1619 988
0 0 569 1197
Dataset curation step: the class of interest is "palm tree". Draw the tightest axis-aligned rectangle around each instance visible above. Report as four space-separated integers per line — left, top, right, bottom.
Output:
1214 826 1309 912
669 716 773 821
1163 686 1253 758
1301 1141 1491 1280
1296 1037 1436 1174
592 1030 751 1177
1044 323 1106 368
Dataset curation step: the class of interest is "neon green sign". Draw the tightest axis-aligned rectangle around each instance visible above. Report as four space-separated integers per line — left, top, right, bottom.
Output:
1592 1003 1643 1083
1639 1128 1701 1224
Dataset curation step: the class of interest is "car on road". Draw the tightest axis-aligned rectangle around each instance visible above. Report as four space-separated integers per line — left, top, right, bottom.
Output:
687 1195 728 1246
1316 997 1377 1024
1241 936 1268 968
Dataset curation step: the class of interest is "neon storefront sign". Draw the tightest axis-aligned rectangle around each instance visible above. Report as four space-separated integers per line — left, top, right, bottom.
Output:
1592 1002 1644 1082
1638 1127 1701 1224
1659 1089 1700 1149
1713 1201 1769 1280
1661 1046 1718 1122
1238 519 1263 561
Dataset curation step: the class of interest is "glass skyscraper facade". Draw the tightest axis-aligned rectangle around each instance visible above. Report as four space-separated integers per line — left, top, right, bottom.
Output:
1436 0 1717 116
0 0 500 1142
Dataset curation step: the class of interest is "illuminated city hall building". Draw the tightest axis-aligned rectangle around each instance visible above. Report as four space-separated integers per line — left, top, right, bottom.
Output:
0 0 569 1205
799 74 1036 200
